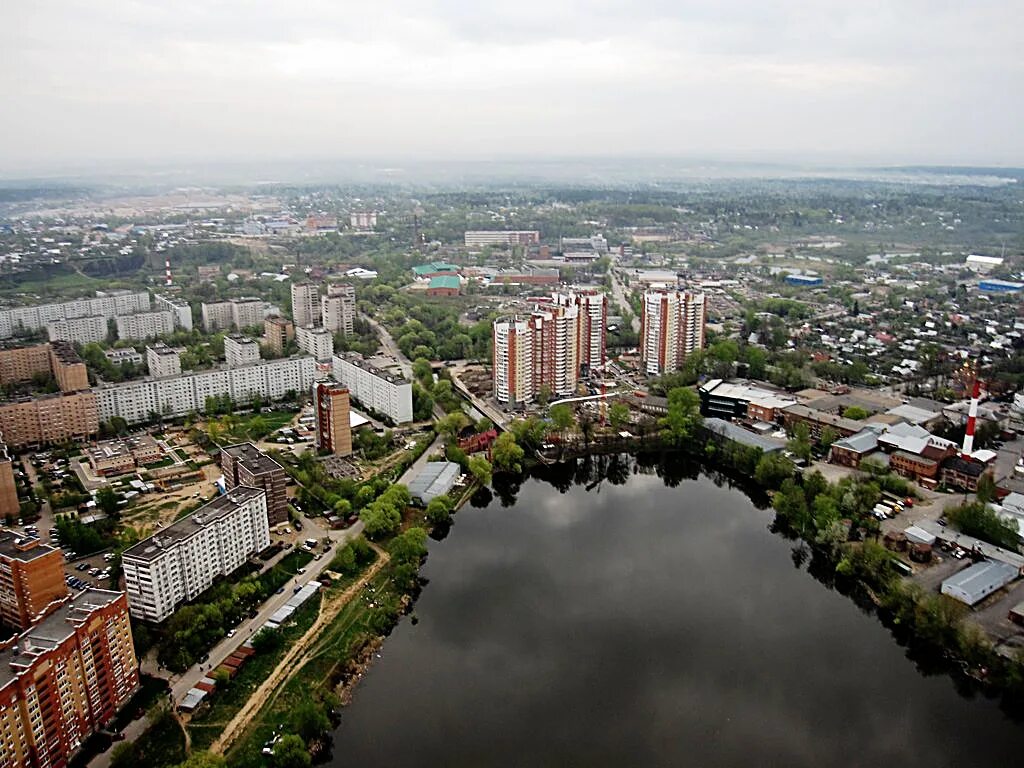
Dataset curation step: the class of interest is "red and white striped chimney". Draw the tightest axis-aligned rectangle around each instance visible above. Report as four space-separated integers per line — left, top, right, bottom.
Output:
961 377 981 458
165 258 173 286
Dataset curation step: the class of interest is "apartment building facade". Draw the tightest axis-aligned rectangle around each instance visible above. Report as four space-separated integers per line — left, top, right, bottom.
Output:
46 316 108 346
0 291 150 339
492 317 533 405
295 325 333 361
464 230 540 247
640 289 706 376
321 284 355 336
290 282 320 329
152 294 193 331
0 589 138 768
0 342 88 394
230 298 265 330
0 537 68 631
263 315 294 355
114 311 174 342
95 357 316 425
201 301 234 332
331 353 413 424
221 443 288 526
224 334 261 368
121 487 270 622
0 392 99 449
146 344 181 379
313 382 352 456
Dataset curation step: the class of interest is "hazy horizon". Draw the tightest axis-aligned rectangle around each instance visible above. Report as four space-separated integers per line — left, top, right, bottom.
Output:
3 1 1023 174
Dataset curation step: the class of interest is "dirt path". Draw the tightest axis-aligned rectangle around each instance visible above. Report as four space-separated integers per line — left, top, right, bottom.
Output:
210 544 390 755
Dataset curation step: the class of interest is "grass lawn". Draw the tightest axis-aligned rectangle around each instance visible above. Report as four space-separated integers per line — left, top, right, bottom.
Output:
227 556 400 767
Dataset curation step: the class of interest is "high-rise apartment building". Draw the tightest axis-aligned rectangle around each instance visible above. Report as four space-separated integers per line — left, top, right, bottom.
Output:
230 297 265 330
0 392 99 449
321 284 355 336
95 357 316 426
146 344 181 379
291 282 320 328
0 442 18 519
220 443 288 527
224 334 261 368
492 317 533 405
295 326 333 361
201 301 234 332
313 382 352 456
529 304 579 399
153 294 193 331
0 291 149 339
0 343 88 394
640 289 706 376
570 291 607 374
263 315 294 355
49 342 90 393
114 311 174 341
0 345 51 388
0 536 68 631
491 291 608 405
122 487 270 622
46 316 108 346
0 589 139 768
331 353 413 424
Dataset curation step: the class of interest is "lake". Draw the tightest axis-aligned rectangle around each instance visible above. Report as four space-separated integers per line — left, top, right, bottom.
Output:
332 454 1024 767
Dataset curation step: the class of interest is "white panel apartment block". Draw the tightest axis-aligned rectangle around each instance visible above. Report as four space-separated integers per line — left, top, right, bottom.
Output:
121 487 270 621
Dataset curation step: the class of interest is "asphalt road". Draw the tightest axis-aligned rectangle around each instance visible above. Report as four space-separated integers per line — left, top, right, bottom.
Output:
165 518 366 704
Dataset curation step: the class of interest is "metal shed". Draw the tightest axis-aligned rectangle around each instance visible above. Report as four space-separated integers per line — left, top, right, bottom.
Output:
941 560 1018 606
408 461 461 506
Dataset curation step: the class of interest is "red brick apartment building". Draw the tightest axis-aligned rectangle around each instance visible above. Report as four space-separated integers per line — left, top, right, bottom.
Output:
0 589 138 768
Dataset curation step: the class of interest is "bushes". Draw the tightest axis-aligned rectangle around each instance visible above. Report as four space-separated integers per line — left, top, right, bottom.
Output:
328 536 376 577
947 501 1020 550
359 484 411 540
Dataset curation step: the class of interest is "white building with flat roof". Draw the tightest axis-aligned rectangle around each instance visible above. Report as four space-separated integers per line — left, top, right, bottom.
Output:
47 315 109 345
121 486 270 621
153 293 193 331
224 334 261 368
296 325 334 361
331 353 413 424
96 356 316 424
0 291 150 338
115 310 175 341
146 344 181 379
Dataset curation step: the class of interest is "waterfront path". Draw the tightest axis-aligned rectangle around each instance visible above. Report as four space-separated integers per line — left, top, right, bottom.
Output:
211 543 390 755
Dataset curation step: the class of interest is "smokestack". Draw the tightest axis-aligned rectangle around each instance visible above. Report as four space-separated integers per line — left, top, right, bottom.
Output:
165 258 173 287
961 377 981 458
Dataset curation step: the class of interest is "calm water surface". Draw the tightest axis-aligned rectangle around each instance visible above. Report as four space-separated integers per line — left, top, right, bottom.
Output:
332 456 1024 767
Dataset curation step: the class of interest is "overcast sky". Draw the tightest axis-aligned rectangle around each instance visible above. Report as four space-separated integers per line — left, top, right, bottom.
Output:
1 0 1021 173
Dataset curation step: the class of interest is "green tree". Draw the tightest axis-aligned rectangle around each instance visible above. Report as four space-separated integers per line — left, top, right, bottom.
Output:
608 402 630 431
660 388 702 446
289 700 331 744
842 406 870 421
437 412 470 439
426 496 453 525
272 734 311 768
549 403 575 436
109 742 135 768
96 486 121 518
389 526 428 564
468 456 492 486
491 432 525 474
754 452 794 489
786 422 812 463
976 473 997 504
819 426 839 449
